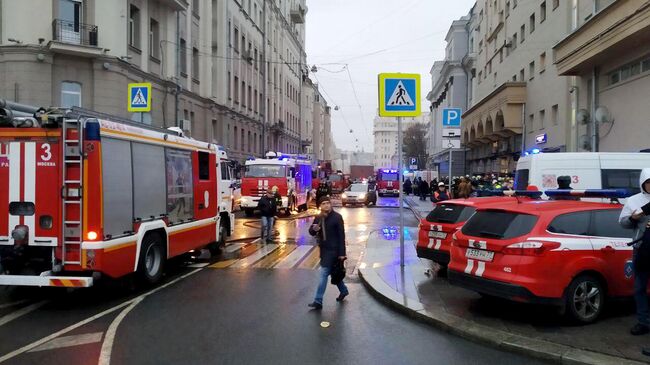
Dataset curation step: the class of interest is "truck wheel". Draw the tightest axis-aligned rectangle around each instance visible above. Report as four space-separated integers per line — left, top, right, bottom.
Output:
208 224 227 256
564 274 604 324
137 234 165 285
245 209 254 217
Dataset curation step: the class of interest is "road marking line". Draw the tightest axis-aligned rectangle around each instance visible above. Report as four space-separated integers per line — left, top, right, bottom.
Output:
98 298 142 365
273 245 314 269
253 244 297 268
0 268 202 363
28 332 103 353
225 243 246 253
0 300 48 327
186 263 209 268
0 300 30 310
230 244 279 269
209 259 238 269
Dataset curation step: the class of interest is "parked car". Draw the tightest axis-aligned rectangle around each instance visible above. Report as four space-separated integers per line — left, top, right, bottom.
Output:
448 189 637 324
341 183 377 207
417 196 524 270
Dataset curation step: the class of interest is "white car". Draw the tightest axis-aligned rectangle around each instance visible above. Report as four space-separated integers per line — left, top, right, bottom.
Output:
341 183 377 207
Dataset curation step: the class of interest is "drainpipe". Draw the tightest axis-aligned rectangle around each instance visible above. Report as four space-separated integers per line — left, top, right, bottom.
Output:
591 67 599 152
520 103 526 154
174 10 181 128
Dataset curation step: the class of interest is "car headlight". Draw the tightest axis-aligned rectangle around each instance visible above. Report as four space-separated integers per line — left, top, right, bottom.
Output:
341 193 347 199
358 193 366 199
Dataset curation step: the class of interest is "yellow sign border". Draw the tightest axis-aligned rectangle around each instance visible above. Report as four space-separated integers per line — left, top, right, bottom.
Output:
128 83 152 112
378 73 421 117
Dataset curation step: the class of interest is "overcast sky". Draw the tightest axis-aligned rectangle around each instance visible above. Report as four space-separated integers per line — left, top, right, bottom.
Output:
305 0 476 153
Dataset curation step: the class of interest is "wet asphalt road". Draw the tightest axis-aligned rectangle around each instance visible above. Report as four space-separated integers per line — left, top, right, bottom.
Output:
0 198 549 365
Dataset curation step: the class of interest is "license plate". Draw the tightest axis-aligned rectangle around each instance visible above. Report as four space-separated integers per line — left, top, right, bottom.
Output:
465 248 494 262
428 231 447 239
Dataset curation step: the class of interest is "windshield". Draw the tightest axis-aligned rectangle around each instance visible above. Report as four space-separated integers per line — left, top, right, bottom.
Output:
381 173 398 181
462 210 538 239
245 165 286 178
426 204 476 224
349 184 368 192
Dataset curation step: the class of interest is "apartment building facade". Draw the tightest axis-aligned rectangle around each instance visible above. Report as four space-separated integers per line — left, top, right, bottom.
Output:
427 15 470 177
554 0 649 153
0 0 322 162
373 113 429 169
462 0 575 174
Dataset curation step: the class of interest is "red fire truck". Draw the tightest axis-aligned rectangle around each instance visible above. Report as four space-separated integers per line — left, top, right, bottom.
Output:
240 152 312 216
0 101 233 287
376 169 400 196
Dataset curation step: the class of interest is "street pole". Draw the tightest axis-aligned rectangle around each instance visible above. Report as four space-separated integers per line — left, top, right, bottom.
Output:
398 116 405 268
261 0 267 154
174 11 180 127
448 141 453 197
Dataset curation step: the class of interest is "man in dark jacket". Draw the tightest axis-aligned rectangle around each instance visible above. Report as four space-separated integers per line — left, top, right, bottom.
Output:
308 197 348 309
419 179 429 201
257 190 277 243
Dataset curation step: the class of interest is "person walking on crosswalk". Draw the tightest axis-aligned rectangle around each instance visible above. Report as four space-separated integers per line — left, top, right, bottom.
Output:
308 196 349 309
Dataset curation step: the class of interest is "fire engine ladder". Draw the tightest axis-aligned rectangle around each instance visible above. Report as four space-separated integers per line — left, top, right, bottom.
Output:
61 117 84 266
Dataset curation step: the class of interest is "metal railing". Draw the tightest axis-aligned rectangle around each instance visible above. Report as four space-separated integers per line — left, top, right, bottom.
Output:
52 19 99 47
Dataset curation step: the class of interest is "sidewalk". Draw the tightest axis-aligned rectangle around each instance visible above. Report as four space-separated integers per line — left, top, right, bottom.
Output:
359 220 649 364
403 195 432 220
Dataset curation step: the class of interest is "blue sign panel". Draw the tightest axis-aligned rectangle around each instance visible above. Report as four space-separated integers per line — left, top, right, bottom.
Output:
442 108 462 127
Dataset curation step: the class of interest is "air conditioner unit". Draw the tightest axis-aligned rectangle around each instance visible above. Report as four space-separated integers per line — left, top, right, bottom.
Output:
242 49 253 63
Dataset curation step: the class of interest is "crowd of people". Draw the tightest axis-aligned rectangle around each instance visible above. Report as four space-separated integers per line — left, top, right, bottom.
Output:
402 173 516 202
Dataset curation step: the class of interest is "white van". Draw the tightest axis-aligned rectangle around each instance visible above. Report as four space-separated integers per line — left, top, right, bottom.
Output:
515 152 650 194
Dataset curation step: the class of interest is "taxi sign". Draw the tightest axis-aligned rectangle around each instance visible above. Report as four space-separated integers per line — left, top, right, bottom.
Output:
128 83 152 112
378 73 421 117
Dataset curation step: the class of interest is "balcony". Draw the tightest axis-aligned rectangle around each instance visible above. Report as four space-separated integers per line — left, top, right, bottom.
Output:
301 139 312 147
159 0 188 11
50 19 102 57
462 82 526 147
270 121 285 134
290 5 306 24
554 1 650 75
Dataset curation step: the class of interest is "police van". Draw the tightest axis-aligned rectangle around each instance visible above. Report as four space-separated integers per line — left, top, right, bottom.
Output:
515 152 650 194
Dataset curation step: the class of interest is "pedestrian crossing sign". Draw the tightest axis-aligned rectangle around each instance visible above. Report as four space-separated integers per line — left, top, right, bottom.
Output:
128 83 152 112
378 73 421 117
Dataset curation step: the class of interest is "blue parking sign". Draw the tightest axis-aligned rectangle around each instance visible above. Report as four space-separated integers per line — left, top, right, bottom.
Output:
442 108 462 127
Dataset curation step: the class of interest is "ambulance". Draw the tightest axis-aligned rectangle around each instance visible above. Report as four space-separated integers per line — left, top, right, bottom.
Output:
0 101 234 287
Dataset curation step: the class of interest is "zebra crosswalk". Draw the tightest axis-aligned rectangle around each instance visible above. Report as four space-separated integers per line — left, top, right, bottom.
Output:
210 242 322 270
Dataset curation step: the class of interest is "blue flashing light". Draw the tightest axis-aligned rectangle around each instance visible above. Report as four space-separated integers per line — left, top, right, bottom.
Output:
85 120 100 141
531 148 541 154
524 152 530 156
404 170 409 174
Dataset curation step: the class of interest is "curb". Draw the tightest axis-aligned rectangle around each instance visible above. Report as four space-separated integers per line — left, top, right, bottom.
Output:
358 267 646 365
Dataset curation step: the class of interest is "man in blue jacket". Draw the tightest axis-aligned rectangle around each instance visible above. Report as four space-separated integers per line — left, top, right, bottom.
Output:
308 196 348 309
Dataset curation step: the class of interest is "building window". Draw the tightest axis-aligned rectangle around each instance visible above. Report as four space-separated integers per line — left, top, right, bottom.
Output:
513 0 517 8
233 27 239 52
512 33 518 50
529 61 535 80
149 19 160 59
192 0 200 15
61 81 81 108
520 24 526 43
227 72 232 100
519 68 525 81
128 5 140 49
553 0 559 10
529 14 535 33
254 48 258 69
552 104 559 126
540 2 547 22
180 38 187 75
528 114 534 133
234 126 238 149
212 119 217 141
234 76 239 103
539 109 545 129
539 52 546 73
241 81 246 107
248 86 252 111
505 1 510 17
192 47 199 79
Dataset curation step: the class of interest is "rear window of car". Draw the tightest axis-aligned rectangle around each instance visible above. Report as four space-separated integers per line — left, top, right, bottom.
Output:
426 204 476 224
462 210 538 239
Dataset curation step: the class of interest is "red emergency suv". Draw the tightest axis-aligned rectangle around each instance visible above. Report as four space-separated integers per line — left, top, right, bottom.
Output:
448 190 637 323
417 196 524 269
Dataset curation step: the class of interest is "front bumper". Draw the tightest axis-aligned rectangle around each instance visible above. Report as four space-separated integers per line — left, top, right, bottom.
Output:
447 270 562 306
416 247 450 265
